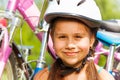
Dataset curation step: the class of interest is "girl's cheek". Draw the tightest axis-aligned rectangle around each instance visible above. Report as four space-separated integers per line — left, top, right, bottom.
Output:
53 40 64 47
54 42 65 49
77 40 90 49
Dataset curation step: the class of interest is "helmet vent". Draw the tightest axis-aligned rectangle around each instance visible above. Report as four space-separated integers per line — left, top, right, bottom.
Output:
77 0 86 6
56 0 60 5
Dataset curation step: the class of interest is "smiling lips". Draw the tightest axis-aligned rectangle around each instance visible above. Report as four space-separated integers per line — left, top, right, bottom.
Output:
64 52 78 56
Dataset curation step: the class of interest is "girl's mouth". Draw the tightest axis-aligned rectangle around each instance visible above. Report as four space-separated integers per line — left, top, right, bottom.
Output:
64 52 78 56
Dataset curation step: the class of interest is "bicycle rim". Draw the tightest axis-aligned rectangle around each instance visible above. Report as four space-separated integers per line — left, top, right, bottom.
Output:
1 43 33 80
1 52 27 80
1 60 14 80
1 52 18 80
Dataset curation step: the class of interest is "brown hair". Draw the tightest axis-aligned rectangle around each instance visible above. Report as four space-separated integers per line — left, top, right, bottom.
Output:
48 17 100 80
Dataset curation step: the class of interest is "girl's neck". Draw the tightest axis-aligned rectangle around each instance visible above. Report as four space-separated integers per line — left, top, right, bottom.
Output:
63 64 88 80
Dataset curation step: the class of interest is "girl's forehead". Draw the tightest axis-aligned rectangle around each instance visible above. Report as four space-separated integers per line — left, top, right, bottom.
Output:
50 18 93 36
54 19 90 33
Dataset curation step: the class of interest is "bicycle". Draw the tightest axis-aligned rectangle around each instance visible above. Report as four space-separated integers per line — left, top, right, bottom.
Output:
94 20 120 79
0 0 46 79
0 12 33 80
0 0 120 80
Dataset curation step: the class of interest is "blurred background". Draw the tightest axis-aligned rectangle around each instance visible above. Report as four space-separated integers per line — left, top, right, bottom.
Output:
0 0 120 69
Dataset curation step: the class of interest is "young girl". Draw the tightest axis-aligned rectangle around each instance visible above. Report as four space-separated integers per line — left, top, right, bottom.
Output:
34 0 115 80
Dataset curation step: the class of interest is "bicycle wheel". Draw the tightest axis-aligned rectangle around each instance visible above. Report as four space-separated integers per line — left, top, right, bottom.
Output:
1 42 33 80
1 51 28 80
1 52 18 80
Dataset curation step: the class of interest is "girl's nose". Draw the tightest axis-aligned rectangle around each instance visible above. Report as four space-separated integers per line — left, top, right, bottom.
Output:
65 39 76 49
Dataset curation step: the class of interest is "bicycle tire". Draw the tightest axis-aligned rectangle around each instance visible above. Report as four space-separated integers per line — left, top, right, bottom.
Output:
1 52 18 80
1 51 28 80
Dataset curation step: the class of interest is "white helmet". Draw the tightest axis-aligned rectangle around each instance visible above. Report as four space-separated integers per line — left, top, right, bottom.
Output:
44 0 102 28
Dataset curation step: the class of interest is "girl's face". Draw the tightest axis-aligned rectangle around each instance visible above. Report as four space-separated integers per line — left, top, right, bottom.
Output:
51 19 95 68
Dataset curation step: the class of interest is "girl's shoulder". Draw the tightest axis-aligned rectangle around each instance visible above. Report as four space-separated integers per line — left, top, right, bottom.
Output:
95 65 115 80
33 67 49 80
99 69 115 80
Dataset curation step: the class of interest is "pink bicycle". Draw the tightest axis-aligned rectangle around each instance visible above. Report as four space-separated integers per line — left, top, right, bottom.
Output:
0 0 46 79
0 0 120 80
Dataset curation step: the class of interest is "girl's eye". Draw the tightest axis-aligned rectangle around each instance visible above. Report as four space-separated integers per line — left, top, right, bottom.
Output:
58 36 66 38
75 35 82 38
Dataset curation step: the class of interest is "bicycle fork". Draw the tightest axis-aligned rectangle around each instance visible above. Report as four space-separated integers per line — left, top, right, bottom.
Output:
33 21 49 76
0 11 21 78
106 44 115 74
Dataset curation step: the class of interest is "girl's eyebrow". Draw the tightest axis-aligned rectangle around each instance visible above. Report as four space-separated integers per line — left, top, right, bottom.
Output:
74 33 87 36
54 33 66 36
54 32 87 36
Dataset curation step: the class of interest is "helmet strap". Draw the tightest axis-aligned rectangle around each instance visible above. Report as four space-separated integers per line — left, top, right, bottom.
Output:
57 56 87 77
56 47 94 77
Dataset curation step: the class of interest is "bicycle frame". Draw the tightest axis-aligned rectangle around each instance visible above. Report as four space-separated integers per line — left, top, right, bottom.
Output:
94 30 120 73
0 22 12 77
95 41 120 64
7 0 56 54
